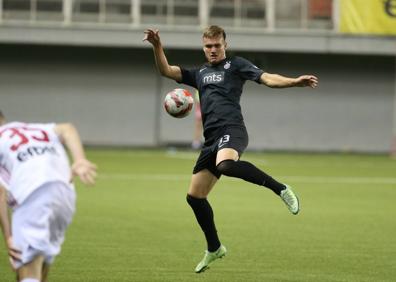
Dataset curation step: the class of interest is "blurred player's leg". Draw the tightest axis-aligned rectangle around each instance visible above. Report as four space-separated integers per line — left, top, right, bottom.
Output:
42 263 50 282
17 255 44 282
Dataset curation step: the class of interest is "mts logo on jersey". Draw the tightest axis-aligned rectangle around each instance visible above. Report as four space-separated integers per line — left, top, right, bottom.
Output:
202 72 225 85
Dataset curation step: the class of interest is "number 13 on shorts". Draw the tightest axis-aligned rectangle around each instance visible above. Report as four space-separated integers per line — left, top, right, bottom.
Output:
218 134 230 149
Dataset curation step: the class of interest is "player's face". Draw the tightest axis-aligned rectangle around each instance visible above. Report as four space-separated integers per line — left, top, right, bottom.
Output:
203 36 227 64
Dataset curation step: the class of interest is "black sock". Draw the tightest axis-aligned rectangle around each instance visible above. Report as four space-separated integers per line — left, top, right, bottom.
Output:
216 160 286 195
186 194 221 252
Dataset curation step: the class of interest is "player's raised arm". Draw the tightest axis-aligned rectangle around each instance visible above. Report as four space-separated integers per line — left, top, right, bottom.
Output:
260 72 318 89
143 28 182 82
54 123 97 186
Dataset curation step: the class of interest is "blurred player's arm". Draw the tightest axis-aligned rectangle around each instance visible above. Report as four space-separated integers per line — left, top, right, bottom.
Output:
0 185 21 265
143 29 182 82
261 72 318 89
0 185 11 243
54 123 97 185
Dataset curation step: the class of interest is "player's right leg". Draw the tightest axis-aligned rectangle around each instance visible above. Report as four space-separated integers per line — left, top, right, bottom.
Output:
187 169 219 252
187 170 226 273
17 255 45 282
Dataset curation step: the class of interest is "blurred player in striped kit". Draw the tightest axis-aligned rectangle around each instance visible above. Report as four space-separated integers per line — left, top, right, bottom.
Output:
0 110 97 282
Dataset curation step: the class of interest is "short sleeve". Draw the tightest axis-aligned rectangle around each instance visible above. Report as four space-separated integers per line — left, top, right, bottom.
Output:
180 67 199 89
235 57 264 84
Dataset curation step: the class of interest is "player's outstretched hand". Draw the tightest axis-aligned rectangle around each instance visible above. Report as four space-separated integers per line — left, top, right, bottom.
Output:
296 75 318 88
143 28 161 47
7 237 20 271
71 159 97 186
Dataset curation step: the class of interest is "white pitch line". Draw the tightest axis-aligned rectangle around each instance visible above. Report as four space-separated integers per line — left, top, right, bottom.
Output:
281 176 396 184
100 173 190 181
99 173 396 185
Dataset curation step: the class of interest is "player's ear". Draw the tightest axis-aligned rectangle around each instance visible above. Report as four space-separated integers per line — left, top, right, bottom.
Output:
224 41 228 49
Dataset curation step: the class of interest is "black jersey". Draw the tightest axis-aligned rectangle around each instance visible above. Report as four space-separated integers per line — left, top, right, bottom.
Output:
180 56 264 139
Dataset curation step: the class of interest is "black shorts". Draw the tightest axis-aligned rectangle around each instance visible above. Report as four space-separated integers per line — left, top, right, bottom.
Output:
193 125 249 178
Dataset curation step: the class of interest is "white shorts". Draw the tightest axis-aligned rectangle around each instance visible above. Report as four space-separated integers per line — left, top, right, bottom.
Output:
12 181 76 269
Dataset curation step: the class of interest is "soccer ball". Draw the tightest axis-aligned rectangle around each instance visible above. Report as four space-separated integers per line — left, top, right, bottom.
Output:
164 88 194 118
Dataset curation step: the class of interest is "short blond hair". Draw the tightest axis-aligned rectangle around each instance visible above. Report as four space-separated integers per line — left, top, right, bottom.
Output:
203 25 226 40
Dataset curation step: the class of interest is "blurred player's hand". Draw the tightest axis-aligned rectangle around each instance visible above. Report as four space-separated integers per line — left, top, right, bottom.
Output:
7 237 20 271
295 75 318 88
71 159 97 186
143 29 161 47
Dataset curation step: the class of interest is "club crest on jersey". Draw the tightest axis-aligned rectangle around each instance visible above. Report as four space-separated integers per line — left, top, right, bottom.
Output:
224 61 231 69
202 71 224 85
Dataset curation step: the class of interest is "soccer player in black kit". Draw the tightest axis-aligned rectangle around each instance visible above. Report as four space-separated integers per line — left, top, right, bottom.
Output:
144 25 318 273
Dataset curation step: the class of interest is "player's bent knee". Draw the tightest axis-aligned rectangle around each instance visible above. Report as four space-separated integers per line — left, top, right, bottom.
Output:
216 160 235 176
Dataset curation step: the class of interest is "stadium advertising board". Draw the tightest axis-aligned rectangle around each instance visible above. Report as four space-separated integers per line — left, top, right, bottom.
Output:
339 0 396 35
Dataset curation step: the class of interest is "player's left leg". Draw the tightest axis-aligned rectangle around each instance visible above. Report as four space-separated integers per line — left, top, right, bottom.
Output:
216 148 287 195
216 144 299 214
17 255 45 282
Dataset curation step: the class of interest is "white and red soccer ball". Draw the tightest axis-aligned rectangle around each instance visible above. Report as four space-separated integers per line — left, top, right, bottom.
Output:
164 88 194 118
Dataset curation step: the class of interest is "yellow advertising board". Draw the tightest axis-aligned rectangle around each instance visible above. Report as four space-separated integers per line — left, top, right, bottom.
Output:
339 0 396 35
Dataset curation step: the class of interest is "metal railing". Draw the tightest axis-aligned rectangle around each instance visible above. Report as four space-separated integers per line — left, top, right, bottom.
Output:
0 0 334 31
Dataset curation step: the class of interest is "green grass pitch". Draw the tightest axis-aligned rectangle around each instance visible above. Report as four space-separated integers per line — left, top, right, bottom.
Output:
1 149 395 281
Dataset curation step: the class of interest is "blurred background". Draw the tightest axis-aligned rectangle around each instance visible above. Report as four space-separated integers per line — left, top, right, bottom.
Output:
0 0 395 153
